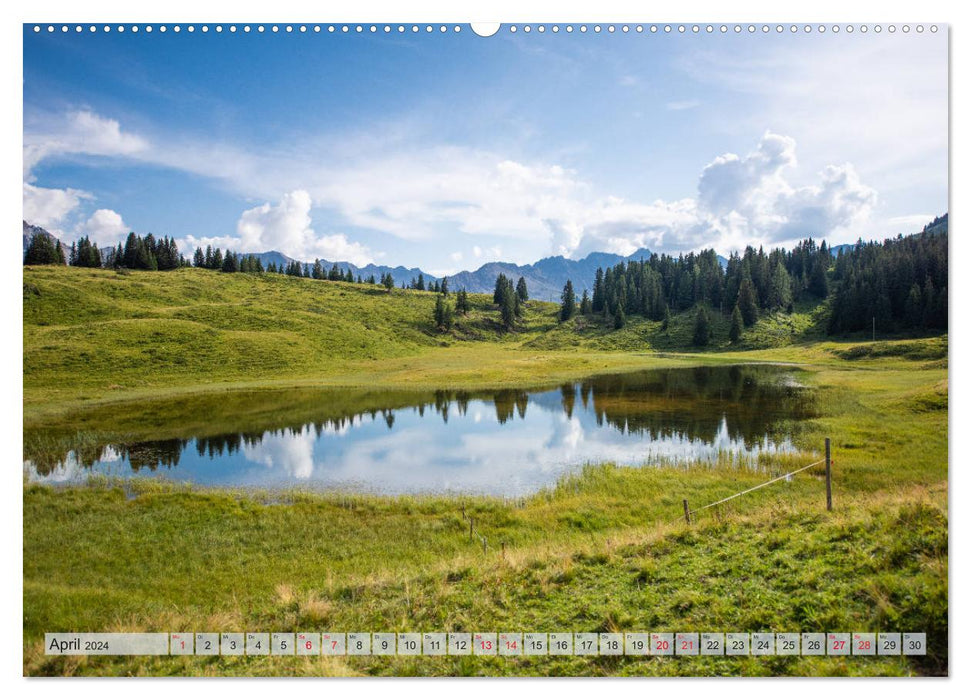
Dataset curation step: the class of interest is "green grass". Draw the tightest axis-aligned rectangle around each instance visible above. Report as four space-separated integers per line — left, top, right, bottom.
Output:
23 476 946 677
21 266 894 418
22 266 949 676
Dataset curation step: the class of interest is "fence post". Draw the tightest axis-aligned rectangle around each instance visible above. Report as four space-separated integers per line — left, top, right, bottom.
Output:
825 437 832 511
469 517 474 540
682 499 691 524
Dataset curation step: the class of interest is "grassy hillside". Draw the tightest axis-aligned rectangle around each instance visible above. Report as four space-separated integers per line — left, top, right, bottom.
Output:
22 266 948 676
23 265 917 418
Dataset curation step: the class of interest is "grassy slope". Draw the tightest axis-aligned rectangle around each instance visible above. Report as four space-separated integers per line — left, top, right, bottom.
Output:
22 266 884 417
22 267 948 676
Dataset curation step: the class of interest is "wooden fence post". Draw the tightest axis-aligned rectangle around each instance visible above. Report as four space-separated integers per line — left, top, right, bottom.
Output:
682 499 691 524
825 437 832 511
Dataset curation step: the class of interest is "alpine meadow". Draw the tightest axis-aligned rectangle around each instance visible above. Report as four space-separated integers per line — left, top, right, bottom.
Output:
21 22 948 679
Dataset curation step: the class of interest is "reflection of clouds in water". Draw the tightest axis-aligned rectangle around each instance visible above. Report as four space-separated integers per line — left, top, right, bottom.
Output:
27 377 802 496
243 428 315 479
24 452 84 483
286 404 795 495
24 444 127 483
100 446 122 463
547 414 583 451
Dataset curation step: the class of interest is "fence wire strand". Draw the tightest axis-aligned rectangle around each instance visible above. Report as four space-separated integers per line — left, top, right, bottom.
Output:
670 458 826 525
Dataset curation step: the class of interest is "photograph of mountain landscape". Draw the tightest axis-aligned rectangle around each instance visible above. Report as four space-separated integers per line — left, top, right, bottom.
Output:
22 21 947 677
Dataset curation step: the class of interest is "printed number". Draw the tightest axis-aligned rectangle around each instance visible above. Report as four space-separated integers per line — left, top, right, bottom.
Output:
229 640 238 650
354 641 363 650
832 640 846 651
757 641 768 650
380 640 389 650
731 641 744 650
429 640 441 650
305 641 312 650
883 640 897 650
280 640 287 650
807 640 820 650
859 640 871 650
204 640 212 651
706 640 719 650
528 640 542 650
606 640 619 650
405 640 417 651
555 640 568 650
505 641 518 650
908 640 923 650
656 639 670 651
581 640 593 650
681 640 693 650
455 640 468 650
331 640 339 650
630 640 644 650
782 640 795 651
480 640 493 650
255 641 262 650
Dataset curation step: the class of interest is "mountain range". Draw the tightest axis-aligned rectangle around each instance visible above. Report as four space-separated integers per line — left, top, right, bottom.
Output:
24 217 895 300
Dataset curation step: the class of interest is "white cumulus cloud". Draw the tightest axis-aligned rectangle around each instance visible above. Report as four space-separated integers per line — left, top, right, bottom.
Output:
83 209 130 246
22 183 89 233
24 109 148 177
181 190 374 264
235 190 374 265
541 131 876 258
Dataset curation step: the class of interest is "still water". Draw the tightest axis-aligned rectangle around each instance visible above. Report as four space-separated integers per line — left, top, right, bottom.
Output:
24 365 816 496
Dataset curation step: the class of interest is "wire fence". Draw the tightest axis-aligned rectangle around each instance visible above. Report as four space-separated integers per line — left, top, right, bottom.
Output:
463 439 833 554
671 457 826 526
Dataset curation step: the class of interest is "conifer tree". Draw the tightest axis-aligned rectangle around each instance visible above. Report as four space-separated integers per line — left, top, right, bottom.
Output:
560 280 577 321
221 251 238 273
736 276 758 326
456 288 470 315
729 305 743 344
500 284 517 330
580 289 592 315
693 306 713 346
23 232 61 265
516 276 528 303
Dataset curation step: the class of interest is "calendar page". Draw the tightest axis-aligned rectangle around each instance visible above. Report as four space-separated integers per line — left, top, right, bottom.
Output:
19 2 950 682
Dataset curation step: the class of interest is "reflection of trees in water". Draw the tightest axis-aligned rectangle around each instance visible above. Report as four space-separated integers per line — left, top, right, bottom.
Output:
29 439 189 476
561 384 576 419
492 389 529 425
582 365 815 448
27 366 813 476
125 439 187 471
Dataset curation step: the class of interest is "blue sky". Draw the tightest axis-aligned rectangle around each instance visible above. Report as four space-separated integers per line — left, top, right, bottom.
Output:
23 24 948 274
